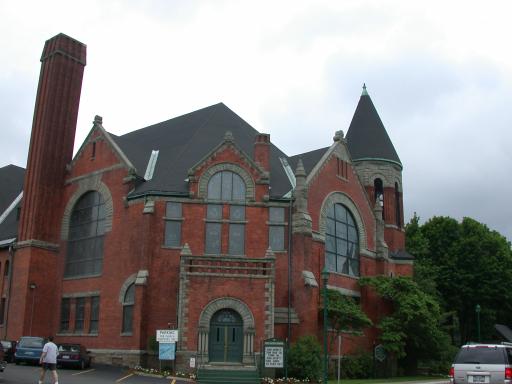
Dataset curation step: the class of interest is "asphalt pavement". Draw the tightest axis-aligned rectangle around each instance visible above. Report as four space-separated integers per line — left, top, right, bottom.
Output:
0 363 193 384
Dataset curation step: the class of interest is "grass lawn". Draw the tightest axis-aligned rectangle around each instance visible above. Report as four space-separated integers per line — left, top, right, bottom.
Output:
327 376 447 384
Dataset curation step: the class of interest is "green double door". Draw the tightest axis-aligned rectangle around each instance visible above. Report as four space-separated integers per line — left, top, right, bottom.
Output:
209 309 243 363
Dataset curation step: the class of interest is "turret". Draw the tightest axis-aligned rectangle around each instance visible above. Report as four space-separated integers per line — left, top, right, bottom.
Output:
346 84 404 250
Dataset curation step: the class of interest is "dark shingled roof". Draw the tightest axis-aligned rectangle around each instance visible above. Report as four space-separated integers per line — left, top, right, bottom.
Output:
289 147 329 175
111 103 293 199
346 88 401 166
0 164 25 241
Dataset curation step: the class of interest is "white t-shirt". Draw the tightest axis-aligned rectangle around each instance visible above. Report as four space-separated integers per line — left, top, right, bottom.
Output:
42 341 58 364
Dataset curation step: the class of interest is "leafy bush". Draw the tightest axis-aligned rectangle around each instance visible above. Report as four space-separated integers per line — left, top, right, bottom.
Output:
287 336 322 381
337 352 374 379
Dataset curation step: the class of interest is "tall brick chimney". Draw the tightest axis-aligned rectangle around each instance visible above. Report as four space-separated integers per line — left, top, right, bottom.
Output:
253 133 270 172
7 34 86 340
19 33 86 244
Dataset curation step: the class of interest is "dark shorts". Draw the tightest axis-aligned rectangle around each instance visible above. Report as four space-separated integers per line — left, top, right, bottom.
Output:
42 363 57 371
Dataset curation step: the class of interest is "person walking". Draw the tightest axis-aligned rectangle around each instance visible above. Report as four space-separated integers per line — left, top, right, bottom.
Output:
38 336 59 384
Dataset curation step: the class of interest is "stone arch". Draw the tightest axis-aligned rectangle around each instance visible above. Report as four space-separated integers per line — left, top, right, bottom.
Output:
118 274 137 304
198 163 255 201
61 175 113 240
319 191 368 251
197 297 255 364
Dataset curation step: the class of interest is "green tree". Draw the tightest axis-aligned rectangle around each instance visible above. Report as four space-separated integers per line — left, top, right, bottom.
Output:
415 216 512 343
325 289 372 350
359 275 451 373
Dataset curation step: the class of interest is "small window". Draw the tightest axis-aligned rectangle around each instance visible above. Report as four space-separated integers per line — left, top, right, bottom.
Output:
90 296 100 333
395 182 401 228
269 207 286 251
164 202 182 247
205 205 222 254
122 284 135 334
4 260 9 277
75 297 85 332
0 298 5 325
60 298 70 332
228 206 245 255
374 178 384 219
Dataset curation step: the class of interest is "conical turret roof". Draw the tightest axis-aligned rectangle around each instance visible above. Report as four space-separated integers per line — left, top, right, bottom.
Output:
346 85 401 167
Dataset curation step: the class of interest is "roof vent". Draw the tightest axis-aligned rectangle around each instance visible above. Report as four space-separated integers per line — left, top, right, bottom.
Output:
144 150 159 181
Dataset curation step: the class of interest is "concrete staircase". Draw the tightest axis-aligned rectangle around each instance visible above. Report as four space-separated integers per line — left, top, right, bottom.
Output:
197 366 260 384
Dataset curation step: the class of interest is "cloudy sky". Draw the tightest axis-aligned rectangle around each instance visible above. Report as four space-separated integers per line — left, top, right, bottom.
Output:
1 0 511 241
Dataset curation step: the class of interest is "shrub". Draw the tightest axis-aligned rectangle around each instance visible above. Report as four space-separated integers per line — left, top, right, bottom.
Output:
337 352 373 379
287 336 322 381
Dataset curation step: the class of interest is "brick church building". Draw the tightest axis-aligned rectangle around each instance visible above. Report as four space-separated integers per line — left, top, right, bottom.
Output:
0 34 412 368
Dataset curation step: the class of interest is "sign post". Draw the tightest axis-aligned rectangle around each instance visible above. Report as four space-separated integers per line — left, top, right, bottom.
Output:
156 329 179 372
264 338 285 373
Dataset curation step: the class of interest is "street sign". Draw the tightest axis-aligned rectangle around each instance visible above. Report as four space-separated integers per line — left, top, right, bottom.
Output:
374 344 386 362
157 329 179 343
159 342 176 360
190 357 196 368
264 339 285 368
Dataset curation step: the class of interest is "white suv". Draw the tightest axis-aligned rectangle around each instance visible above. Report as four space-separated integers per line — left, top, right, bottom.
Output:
450 344 512 383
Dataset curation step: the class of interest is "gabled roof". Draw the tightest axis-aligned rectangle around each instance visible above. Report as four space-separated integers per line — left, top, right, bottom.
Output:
110 103 292 198
346 86 401 167
0 164 25 241
288 147 329 176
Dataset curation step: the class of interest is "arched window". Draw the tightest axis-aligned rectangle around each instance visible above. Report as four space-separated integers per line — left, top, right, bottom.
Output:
207 171 246 201
325 204 359 276
122 283 135 333
374 178 384 219
395 182 401 228
65 191 106 277
205 171 247 255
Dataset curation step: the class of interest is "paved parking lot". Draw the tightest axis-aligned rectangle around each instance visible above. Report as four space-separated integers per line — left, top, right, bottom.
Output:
0 363 193 384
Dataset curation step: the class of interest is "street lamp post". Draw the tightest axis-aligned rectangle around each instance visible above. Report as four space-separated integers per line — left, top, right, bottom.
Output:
475 304 481 342
321 267 330 384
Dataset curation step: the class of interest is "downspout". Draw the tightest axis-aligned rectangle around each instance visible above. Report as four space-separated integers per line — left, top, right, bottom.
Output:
286 196 293 379
4 242 15 338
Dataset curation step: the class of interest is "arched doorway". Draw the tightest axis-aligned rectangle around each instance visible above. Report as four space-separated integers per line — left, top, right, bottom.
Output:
208 309 243 363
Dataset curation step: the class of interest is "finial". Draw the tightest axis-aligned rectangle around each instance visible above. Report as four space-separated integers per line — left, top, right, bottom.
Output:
224 131 234 142
362 83 368 96
93 115 103 126
265 247 276 259
295 158 306 177
333 130 344 142
180 243 192 256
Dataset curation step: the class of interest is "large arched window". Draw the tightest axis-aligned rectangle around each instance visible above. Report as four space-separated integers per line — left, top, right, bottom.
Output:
65 191 106 277
207 171 246 201
205 171 246 255
325 204 359 276
122 283 135 333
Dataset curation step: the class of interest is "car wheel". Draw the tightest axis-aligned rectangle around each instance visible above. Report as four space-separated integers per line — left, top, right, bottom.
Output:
80 359 85 370
15 359 19 365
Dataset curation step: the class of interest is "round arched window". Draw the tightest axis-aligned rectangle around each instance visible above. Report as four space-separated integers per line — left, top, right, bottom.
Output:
207 171 246 201
65 191 106 277
325 203 359 276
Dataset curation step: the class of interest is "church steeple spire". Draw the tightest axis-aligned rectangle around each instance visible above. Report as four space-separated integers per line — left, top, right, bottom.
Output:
346 84 401 168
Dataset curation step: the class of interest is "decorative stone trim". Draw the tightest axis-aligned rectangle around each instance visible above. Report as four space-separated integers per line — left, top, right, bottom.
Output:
319 191 368 251
61 175 114 240
15 239 59 251
326 284 361 297
62 290 100 298
118 274 137 303
197 163 255 201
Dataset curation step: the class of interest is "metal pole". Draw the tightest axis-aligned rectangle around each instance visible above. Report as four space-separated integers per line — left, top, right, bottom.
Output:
337 334 341 384
323 273 328 384
476 304 481 342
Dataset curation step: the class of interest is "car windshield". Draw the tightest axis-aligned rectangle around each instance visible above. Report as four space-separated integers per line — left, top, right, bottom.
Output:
59 345 80 352
18 338 44 348
455 347 507 364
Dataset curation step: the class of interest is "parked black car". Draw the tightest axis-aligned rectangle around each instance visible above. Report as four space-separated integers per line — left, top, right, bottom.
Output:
0 341 5 372
0 341 16 363
57 344 91 369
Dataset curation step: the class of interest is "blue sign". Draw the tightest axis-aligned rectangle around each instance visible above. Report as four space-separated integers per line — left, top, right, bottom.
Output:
159 342 176 360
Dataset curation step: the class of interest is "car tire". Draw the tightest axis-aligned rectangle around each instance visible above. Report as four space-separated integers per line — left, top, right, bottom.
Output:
15 359 19 365
80 359 85 370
